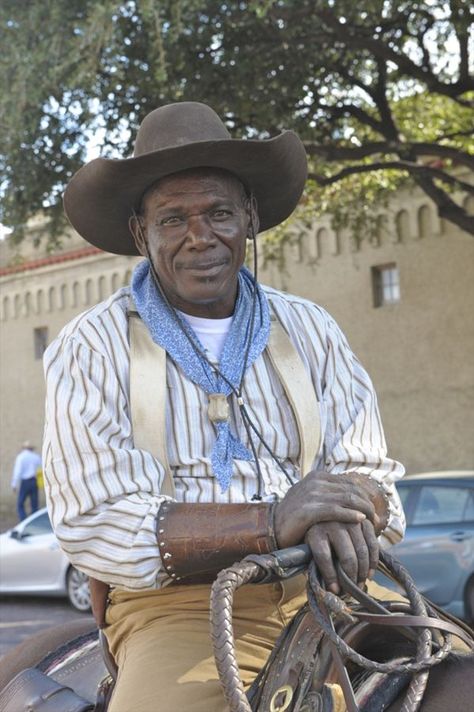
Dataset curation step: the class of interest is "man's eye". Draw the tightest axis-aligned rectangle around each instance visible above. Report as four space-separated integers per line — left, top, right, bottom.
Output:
212 209 232 219
161 216 182 226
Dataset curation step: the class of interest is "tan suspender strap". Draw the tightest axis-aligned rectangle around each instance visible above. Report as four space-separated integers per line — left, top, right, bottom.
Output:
266 310 322 478
128 304 176 498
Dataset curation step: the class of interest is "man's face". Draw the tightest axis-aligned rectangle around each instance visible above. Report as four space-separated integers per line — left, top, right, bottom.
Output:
132 169 252 318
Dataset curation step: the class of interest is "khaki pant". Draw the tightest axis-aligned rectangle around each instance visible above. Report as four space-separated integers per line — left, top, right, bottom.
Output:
104 575 307 712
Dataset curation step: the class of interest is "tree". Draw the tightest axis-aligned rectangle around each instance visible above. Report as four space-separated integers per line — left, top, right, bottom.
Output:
1 0 473 248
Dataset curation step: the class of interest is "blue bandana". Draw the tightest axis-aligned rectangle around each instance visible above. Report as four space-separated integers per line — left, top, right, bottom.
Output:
131 260 271 491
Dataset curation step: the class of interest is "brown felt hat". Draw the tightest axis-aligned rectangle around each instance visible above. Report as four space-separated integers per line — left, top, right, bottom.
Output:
63 102 307 255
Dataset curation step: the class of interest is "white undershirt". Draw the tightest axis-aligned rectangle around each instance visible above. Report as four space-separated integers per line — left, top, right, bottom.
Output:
178 311 233 362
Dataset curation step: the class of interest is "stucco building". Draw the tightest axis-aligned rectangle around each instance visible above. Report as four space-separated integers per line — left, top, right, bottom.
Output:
1 184 473 513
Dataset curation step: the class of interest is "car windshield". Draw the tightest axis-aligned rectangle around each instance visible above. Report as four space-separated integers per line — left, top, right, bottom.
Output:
19 511 52 537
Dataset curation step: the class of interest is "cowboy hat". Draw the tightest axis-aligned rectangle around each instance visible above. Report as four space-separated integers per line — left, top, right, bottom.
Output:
63 102 307 255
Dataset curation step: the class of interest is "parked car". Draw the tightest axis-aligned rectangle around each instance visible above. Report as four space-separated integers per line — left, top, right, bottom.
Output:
0 507 91 612
381 471 474 621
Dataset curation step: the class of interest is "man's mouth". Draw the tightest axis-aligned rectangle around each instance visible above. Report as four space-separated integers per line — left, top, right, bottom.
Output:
184 260 227 272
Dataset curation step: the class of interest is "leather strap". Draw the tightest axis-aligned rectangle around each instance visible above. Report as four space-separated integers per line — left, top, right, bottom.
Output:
128 303 176 497
89 577 109 629
266 311 321 477
353 610 474 649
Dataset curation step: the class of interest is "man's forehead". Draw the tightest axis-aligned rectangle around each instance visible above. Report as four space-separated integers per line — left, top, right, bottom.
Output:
143 168 246 206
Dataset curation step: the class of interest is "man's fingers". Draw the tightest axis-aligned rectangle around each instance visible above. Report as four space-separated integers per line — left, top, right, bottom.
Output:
314 505 367 523
348 524 370 585
339 492 376 522
306 528 340 594
362 519 379 577
328 526 358 585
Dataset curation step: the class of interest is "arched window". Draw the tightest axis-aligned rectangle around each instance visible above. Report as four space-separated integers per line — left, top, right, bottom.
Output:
317 227 339 257
395 210 410 242
316 228 329 258
72 282 81 308
85 278 94 305
59 284 67 309
290 234 304 263
13 294 21 318
98 275 106 300
111 272 120 292
417 205 432 239
24 292 32 316
47 287 56 312
36 290 44 314
373 215 389 246
2 295 10 321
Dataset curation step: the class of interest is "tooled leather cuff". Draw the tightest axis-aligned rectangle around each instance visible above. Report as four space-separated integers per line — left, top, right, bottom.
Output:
156 502 278 581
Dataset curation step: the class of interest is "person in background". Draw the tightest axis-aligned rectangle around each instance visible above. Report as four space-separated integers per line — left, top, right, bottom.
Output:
11 441 42 521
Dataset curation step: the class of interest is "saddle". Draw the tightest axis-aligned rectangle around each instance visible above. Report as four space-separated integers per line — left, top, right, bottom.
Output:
1 547 472 712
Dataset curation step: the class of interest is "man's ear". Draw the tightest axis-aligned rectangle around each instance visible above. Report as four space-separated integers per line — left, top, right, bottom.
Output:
129 213 146 256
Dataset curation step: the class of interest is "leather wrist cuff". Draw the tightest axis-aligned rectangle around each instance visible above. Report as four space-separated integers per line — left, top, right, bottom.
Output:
351 473 390 534
157 502 277 581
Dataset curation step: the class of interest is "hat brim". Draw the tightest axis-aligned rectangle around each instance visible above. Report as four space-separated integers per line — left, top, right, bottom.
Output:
63 131 307 255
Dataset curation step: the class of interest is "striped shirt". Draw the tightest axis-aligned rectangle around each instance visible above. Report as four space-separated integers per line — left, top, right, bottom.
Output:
43 283 405 590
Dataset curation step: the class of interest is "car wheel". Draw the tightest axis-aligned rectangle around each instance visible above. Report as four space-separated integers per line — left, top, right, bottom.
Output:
66 566 91 612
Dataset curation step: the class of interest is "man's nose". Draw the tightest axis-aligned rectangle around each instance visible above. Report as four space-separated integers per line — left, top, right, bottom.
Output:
185 215 215 247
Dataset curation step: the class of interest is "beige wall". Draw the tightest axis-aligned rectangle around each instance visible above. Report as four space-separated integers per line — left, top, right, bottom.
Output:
260 187 474 474
0 238 141 505
1 185 473 510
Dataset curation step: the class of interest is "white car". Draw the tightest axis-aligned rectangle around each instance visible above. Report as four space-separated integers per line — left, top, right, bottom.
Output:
0 507 91 612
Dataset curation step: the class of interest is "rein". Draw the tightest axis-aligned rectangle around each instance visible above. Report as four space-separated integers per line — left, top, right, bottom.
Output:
210 546 474 712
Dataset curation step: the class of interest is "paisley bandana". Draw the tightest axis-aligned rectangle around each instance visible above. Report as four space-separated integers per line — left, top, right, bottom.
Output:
131 260 271 491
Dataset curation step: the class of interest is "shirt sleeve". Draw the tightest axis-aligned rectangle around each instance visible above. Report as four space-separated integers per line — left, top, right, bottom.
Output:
319 317 406 547
43 333 173 590
11 453 22 488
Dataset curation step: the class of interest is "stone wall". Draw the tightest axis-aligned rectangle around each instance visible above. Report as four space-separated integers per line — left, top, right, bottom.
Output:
0 238 141 503
260 187 474 474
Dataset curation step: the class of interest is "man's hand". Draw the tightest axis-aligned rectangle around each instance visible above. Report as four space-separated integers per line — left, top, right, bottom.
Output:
273 470 380 550
305 519 379 593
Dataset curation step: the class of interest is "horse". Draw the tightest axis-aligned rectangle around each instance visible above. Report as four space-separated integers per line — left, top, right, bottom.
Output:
1 547 473 712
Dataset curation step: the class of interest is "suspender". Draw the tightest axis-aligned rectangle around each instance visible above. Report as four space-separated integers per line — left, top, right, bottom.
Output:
129 308 175 497
128 301 321 497
266 311 321 479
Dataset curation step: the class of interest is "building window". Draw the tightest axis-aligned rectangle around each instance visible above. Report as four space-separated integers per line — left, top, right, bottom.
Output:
372 263 400 307
34 327 48 359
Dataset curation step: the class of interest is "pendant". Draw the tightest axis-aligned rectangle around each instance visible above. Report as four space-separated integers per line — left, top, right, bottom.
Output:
208 393 230 423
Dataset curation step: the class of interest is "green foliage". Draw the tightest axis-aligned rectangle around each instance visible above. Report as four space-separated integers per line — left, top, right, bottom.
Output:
1 0 473 249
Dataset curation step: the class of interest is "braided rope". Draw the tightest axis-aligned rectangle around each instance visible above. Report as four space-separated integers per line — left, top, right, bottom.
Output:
210 560 263 712
210 549 456 712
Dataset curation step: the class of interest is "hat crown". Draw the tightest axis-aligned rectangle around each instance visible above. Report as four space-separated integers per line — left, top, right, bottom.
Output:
134 102 231 157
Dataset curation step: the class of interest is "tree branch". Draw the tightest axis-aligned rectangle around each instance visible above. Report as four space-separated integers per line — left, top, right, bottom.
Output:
304 141 474 171
314 8 474 97
413 172 474 235
325 104 384 134
309 161 474 195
